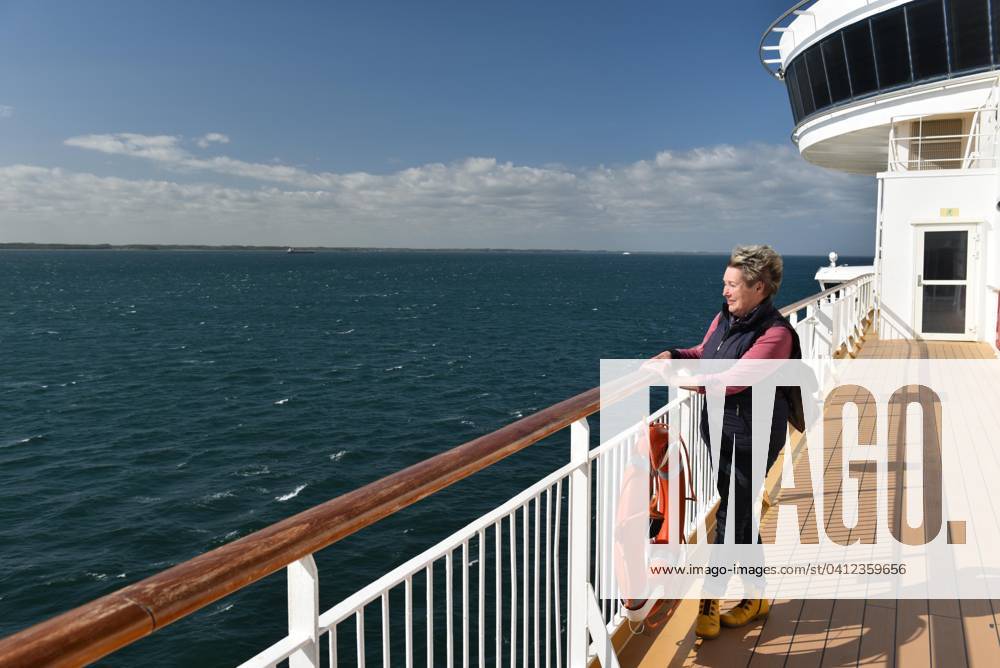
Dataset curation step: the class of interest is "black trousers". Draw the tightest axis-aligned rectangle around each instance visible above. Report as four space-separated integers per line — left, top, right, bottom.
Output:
712 434 784 544
700 397 788 545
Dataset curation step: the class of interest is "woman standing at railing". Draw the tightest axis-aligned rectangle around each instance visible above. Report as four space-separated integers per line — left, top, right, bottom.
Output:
653 244 801 640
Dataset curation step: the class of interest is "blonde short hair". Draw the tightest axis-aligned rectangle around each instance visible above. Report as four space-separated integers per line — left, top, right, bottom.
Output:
728 245 783 297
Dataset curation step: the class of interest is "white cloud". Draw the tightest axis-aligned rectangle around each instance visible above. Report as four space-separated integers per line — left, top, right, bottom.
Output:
65 132 328 186
196 132 230 148
0 105 13 118
9 137 875 252
65 133 187 162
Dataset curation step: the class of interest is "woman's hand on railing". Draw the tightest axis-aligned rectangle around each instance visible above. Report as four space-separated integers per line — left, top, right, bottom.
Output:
641 353 708 394
640 351 672 377
639 352 676 391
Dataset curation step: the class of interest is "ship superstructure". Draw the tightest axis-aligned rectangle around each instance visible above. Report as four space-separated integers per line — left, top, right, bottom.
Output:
763 0 1000 349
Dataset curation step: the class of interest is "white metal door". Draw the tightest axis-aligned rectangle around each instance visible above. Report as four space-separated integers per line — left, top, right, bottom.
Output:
914 226 975 340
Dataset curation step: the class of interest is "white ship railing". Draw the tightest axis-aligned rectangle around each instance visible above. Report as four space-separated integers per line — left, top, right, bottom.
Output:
888 109 1000 172
0 275 876 667
758 0 821 79
759 1 895 79
237 274 877 668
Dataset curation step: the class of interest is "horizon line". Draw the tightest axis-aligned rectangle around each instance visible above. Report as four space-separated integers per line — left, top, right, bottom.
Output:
0 242 872 258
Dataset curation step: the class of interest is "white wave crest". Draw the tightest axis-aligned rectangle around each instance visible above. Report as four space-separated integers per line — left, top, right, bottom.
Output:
275 484 307 502
1 434 45 449
235 464 270 477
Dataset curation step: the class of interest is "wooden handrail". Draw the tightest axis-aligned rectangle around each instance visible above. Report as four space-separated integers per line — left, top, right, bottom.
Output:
0 273 875 667
0 388 599 667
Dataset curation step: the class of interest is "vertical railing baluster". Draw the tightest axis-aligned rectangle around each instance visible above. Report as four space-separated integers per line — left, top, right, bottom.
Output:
553 479 563 668
462 540 470 668
544 487 553 668
478 528 486 668
599 450 607 621
611 439 623 620
510 511 518 668
533 494 541 668
833 294 842 351
603 449 612 620
495 521 502 667
854 283 861 347
607 448 615 612
567 418 591 667
594 451 603 620
678 393 691 536
405 576 413 668
617 438 627 616
381 591 390 667
598 436 616 623
287 555 319 668
805 303 816 358
355 608 365 668
522 503 529 668
447 550 454 668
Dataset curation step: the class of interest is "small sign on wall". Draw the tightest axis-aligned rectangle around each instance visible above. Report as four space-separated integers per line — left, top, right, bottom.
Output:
940 208 960 217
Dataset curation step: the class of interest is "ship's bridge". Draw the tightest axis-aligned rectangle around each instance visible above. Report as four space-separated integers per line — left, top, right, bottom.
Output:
761 0 1000 174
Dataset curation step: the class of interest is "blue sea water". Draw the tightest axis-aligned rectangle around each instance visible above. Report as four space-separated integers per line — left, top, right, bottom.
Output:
0 250 871 665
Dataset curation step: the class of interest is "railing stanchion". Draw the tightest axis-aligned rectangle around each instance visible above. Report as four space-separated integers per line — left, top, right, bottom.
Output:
288 555 320 668
567 418 591 668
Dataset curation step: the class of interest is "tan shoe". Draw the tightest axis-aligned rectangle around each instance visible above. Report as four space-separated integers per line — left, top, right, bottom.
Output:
694 598 720 639
720 598 770 627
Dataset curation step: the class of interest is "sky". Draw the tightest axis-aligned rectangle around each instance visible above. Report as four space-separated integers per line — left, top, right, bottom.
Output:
0 0 877 254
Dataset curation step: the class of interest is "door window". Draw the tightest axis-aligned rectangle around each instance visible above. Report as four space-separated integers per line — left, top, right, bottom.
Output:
920 229 970 335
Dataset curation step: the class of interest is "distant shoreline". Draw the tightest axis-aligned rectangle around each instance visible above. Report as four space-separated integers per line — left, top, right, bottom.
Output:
0 243 717 255
0 243 862 257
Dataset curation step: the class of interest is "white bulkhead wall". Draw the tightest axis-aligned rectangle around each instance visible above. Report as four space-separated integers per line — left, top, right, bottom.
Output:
876 169 999 347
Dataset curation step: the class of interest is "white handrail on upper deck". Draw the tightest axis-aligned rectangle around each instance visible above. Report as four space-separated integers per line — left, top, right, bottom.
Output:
759 0 818 78
887 95 1000 172
759 0 888 80
236 274 876 668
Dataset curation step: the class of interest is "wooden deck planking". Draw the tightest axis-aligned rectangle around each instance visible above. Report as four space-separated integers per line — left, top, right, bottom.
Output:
820 391 882 668
684 612 763 668
929 611 967 667
784 599 835 668
958 599 1000 668
856 600 895 666
894 598 931 667
748 384 848 667
754 423 832 667
749 598 806 668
